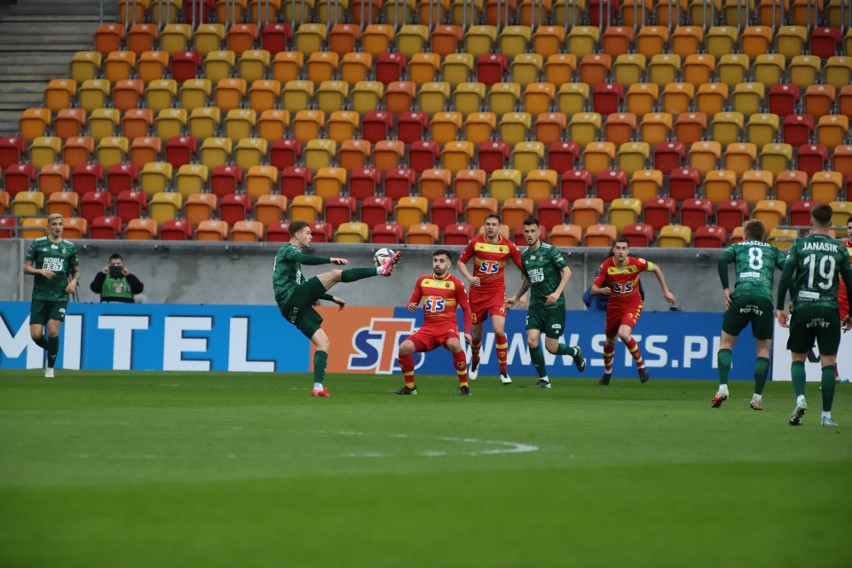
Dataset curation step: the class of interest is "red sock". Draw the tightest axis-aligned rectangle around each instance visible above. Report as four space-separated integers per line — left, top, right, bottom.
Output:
471 339 481 364
495 333 508 374
625 337 645 369
453 350 469 386
603 345 615 374
399 353 416 387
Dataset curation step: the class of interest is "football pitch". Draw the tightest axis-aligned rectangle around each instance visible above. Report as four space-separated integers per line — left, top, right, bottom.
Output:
1 371 850 568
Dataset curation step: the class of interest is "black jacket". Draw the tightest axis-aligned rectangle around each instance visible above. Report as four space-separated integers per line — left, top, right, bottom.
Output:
89 272 144 303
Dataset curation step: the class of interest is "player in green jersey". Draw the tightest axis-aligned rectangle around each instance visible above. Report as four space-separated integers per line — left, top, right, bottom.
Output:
776 204 852 427
711 219 785 411
23 214 81 378
273 220 400 397
505 218 585 389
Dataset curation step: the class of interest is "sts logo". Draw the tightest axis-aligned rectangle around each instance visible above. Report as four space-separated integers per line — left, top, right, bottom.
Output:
348 317 425 374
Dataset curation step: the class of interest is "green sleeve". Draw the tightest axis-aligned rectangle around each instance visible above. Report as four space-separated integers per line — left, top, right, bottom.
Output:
776 244 798 308
321 293 335 301
717 248 734 289
295 252 332 265
774 247 785 270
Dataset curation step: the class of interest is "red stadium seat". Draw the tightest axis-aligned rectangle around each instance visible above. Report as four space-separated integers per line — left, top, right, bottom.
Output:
443 223 476 245
594 169 628 202
680 198 713 231
789 200 819 226
80 191 112 224
0 137 26 169
90 215 123 239
361 195 393 227
269 138 302 170
350 167 382 200
560 169 592 202
281 166 312 199
371 223 404 244
0 217 16 238
172 50 203 83
376 52 407 84
431 197 463 229
537 198 569 229
549 142 581 174
782 114 815 147
116 190 148 223
385 168 416 200
161 219 193 240
210 165 243 197
409 140 440 173
165 136 197 169
810 27 841 60
796 144 829 177
362 112 393 144
477 53 508 86
267 221 291 242
653 142 686 175
72 164 104 195
768 84 800 116
398 112 429 145
261 23 293 54
592 83 625 116
309 221 333 242
643 197 676 230
621 223 655 247
107 164 139 197
669 167 701 202
4 163 35 196
694 225 728 248
219 193 251 226
716 199 749 234
325 195 357 228
478 141 510 174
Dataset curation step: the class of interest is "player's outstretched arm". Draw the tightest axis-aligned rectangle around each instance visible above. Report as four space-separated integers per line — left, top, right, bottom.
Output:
650 264 676 304
23 259 53 279
546 266 572 305
64 266 81 294
507 275 531 308
456 258 478 287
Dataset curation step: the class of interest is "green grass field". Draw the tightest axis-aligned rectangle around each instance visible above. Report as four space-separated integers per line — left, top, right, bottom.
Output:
1 370 850 568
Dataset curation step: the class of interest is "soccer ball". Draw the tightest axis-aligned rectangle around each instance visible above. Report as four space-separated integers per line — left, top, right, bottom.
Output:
374 247 396 267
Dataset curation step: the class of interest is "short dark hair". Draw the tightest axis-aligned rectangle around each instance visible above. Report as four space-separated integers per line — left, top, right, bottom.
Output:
484 213 501 224
811 204 832 228
109 253 123 262
743 219 765 241
433 249 454 262
522 217 539 228
614 236 630 247
289 220 310 237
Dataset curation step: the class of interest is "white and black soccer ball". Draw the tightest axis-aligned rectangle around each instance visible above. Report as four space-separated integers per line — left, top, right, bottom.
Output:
373 247 396 267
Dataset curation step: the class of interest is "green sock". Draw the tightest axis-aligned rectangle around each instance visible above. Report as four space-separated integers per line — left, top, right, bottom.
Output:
791 360 806 397
717 348 732 385
821 365 836 413
529 345 547 378
754 356 770 395
313 350 328 385
47 335 59 368
341 267 377 282
34 335 49 349
555 344 577 357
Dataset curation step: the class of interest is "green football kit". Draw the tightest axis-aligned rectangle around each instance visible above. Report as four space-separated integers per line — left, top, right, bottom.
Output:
26 236 79 324
521 242 568 339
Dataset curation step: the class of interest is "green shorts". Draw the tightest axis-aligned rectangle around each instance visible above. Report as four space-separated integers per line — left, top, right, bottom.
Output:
525 306 566 339
786 304 841 356
721 295 775 340
30 299 68 325
277 276 327 340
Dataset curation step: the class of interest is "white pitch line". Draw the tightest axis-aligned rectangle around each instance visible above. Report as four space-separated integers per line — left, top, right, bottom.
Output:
333 431 539 458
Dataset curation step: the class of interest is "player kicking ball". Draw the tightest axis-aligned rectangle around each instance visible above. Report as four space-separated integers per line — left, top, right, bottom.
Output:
711 219 785 411
273 221 400 397
590 237 677 385
505 218 585 388
394 249 473 396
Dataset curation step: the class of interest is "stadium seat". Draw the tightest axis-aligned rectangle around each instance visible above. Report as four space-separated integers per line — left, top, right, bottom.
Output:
594 169 628 203
609 198 643 231
231 220 264 242
4 163 36 196
420 169 452 202
72 164 104 196
159 219 192 241
90 215 123 239
20 217 49 239
572 197 604 231
621 223 655 247
196 219 229 241
811 172 843 205
658 225 692 248
370 223 404 244
406 223 440 245
585 223 617 247
126 218 158 240
266 221 290 242
549 223 583 247
768 227 797 251
46 192 79 218
716 200 750 234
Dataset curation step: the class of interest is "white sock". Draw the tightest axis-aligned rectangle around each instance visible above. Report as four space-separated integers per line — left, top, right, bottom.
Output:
797 395 806 405
313 382 324 391
540 376 550 383
752 393 762 401
375 266 382 275
822 411 831 419
719 384 729 395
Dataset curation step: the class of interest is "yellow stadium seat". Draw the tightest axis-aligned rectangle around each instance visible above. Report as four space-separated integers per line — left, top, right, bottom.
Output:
225 109 257 142
239 49 271 82
79 79 110 112
156 108 188 140
140 162 173 196
442 140 474 173
706 26 738 57
569 113 602 146
71 51 102 82
454 82 486 115
290 194 323 223
395 196 429 229
175 164 209 198
512 141 545 174
12 192 46 216
149 191 182 225
630 169 663 202
282 80 315 113
96 137 129 169
609 198 643 231
567 26 599 57
511 53 544 86
316 81 349 114
583 142 616 175
711 112 744 145
746 113 780 147
557 83 590 115
825 56 852 90
352 81 383 113
488 169 522 202
334 222 369 243
732 83 765 116
718 53 749 86
499 113 532 146
178 79 209 111
199 137 233 169
500 25 532 57
204 50 236 82
465 25 497 56
658 225 692 247
443 53 474 86
30 137 61 169
741 170 772 204
194 24 225 55
649 54 681 87
188 107 221 140
768 227 797 251
705 169 736 203
295 23 327 53
489 82 521 115
754 54 785 87
304 139 337 171
161 23 192 54
790 55 821 89
235 138 268 170
759 143 793 176
419 82 451 115
616 142 650 175
614 53 646 86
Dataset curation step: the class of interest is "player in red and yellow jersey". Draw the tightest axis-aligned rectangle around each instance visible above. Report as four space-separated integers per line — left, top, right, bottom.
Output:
394 249 474 396
837 219 852 381
457 214 523 385
591 237 677 385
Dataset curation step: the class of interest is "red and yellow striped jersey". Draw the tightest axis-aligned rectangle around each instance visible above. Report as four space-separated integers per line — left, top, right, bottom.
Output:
593 256 653 306
408 273 472 334
458 235 523 295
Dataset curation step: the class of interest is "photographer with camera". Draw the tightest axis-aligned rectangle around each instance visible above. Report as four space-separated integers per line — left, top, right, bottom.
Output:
89 253 144 303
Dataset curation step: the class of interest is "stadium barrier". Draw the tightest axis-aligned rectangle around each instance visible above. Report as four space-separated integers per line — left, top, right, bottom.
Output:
0 301 785 380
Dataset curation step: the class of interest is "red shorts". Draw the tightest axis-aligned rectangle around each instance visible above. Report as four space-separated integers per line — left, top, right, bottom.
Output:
469 290 506 325
406 326 461 352
605 301 643 338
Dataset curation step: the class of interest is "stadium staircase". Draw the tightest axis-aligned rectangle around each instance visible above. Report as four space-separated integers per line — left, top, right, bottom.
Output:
0 0 117 136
